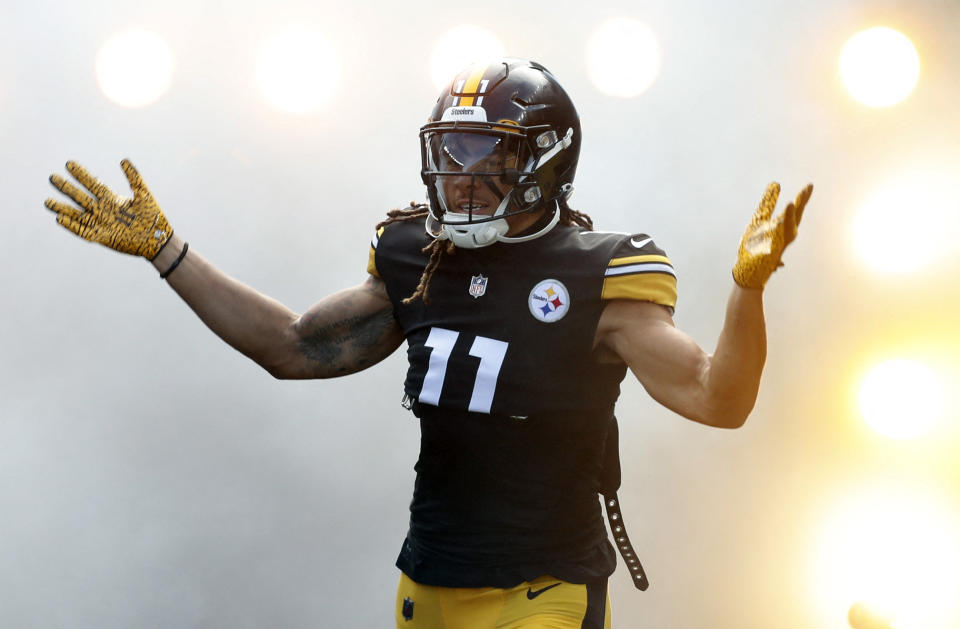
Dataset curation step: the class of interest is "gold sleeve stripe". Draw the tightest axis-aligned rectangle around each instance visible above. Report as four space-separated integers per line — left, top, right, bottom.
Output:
608 254 673 267
602 272 677 306
367 226 385 278
458 65 489 107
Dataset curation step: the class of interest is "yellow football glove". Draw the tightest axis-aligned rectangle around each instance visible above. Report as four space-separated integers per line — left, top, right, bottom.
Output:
732 181 813 289
45 159 172 260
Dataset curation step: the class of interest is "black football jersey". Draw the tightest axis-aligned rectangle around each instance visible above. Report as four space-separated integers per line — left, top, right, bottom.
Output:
367 215 677 587
369 218 677 419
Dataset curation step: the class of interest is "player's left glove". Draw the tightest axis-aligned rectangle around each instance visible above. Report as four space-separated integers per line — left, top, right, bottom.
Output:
45 159 172 259
732 181 813 289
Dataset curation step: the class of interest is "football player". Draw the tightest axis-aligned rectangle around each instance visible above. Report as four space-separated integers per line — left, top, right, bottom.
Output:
45 58 811 629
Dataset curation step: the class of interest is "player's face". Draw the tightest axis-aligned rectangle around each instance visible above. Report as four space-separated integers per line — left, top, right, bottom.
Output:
441 167 513 217
432 132 520 218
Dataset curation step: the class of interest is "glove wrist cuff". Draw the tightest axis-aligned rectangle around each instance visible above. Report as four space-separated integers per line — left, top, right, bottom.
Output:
732 267 766 290
148 229 175 261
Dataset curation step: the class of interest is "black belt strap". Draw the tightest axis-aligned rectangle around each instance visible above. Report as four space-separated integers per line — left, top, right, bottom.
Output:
600 417 649 591
603 493 649 591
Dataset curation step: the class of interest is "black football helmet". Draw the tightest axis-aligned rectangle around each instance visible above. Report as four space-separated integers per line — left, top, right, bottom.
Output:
420 58 581 248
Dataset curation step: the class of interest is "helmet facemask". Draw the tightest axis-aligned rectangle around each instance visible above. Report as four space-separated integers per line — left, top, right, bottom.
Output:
420 122 571 248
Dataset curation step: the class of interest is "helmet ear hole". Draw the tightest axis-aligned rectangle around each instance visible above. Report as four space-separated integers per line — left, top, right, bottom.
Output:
536 130 558 148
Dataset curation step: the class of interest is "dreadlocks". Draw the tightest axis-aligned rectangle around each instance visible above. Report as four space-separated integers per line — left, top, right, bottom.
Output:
559 197 594 231
376 200 594 305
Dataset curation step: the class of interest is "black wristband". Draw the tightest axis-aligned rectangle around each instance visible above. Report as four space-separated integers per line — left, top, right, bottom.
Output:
159 242 189 279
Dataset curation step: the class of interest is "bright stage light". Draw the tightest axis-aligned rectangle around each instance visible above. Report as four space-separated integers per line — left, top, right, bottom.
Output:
813 487 960 629
429 25 506 91
858 358 943 440
852 176 955 274
95 29 174 108
585 17 661 98
256 26 338 114
840 27 919 107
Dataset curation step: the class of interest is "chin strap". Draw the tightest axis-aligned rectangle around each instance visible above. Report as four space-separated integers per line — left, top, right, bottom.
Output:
424 183 562 248
496 201 560 244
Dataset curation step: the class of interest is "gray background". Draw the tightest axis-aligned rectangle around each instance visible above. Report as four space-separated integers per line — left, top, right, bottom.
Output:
2 0 959 627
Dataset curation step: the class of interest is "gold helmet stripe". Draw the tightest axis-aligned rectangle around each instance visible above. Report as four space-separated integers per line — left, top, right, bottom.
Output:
458 63 490 107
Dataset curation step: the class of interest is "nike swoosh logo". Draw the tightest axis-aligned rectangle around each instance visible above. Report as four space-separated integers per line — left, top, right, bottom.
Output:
630 237 652 249
526 582 562 600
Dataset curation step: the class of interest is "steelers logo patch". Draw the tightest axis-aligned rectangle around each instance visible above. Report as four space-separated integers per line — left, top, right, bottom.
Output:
528 279 570 323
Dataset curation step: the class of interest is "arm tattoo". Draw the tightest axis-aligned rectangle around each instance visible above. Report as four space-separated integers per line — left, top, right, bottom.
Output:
295 288 400 374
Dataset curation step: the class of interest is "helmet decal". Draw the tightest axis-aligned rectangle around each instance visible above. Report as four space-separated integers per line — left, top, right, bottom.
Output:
440 106 488 122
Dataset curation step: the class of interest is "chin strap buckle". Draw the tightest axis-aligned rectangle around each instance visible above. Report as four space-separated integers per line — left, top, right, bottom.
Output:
604 493 649 591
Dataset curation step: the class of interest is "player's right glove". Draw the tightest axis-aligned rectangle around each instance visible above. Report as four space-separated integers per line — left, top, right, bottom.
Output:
732 181 813 289
45 159 172 259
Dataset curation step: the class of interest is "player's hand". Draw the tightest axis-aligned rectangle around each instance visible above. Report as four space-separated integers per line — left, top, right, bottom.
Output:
732 181 813 289
45 159 172 259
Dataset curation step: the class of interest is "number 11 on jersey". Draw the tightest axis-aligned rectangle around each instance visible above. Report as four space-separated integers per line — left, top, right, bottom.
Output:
418 327 508 414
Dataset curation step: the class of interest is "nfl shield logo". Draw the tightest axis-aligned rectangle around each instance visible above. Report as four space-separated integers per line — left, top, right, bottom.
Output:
469 274 488 298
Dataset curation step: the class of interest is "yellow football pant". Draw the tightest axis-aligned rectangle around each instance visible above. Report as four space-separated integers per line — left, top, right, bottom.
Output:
395 572 612 628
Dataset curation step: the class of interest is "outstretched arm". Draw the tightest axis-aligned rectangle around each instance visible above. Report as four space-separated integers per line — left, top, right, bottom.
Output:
152 234 403 379
595 288 765 428
46 159 404 380
594 182 812 428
